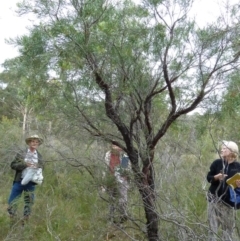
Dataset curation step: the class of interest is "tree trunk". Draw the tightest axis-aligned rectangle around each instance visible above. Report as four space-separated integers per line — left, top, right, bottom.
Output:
131 151 159 241
22 106 28 136
141 186 159 241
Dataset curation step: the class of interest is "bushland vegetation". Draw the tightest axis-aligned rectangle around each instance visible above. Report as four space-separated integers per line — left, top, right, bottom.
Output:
1 0 240 240
1 113 240 240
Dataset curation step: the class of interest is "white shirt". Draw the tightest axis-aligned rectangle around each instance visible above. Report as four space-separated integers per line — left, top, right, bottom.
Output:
25 149 38 163
21 149 39 179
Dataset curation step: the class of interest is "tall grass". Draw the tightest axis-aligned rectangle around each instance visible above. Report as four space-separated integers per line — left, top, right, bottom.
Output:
2 116 240 240
1 161 146 241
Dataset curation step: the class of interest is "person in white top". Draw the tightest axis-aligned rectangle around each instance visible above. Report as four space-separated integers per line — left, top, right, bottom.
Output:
21 149 43 185
104 144 131 224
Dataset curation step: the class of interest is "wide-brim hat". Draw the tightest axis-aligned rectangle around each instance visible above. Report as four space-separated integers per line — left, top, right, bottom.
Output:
25 134 43 145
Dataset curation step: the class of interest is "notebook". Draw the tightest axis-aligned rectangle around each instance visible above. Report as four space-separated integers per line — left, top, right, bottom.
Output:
226 173 240 189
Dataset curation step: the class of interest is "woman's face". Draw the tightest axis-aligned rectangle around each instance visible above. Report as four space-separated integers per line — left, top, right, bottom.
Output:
28 139 40 151
220 145 232 158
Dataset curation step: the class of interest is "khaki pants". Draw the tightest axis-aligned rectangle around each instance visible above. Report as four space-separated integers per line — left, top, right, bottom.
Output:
107 178 129 223
207 198 235 241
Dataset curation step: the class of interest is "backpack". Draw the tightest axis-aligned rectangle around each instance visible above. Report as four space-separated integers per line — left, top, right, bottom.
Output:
120 156 129 168
229 187 240 205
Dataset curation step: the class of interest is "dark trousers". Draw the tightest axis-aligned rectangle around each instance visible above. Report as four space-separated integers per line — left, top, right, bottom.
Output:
7 181 36 217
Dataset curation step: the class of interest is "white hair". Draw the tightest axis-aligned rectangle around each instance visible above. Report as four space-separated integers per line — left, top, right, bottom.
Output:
222 140 239 154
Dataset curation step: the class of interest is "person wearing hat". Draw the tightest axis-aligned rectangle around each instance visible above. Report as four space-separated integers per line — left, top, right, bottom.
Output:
7 134 45 227
104 144 131 224
206 140 240 241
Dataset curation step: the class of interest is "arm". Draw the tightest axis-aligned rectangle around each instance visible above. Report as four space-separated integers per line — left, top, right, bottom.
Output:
10 151 28 171
37 152 44 169
207 160 227 183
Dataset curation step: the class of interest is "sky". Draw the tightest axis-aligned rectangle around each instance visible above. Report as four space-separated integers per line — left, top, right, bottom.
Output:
0 0 238 68
0 0 30 67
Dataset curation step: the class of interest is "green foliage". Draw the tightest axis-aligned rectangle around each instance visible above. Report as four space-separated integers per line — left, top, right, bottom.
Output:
222 71 240 114
1 109 240 240
1 0 240 240
0 117 22 183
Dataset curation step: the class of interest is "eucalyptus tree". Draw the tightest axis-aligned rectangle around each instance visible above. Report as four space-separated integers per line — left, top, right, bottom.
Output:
6 0 240 240
0 58 34 132
0 81 19 119
213 71 240 141
0 29 50 135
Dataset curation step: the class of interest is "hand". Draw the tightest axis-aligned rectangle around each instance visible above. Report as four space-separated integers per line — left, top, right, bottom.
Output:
214 173 228 181
26 162 37 168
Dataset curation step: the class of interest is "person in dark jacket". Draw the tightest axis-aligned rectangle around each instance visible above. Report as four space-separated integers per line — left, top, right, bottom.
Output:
207 140 240 241
7 134 44 227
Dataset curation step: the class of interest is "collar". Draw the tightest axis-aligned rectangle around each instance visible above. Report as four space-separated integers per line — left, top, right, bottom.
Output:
27 148 37 155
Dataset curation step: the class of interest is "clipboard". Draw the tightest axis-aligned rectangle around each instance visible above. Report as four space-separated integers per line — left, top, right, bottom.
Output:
226 173 240 189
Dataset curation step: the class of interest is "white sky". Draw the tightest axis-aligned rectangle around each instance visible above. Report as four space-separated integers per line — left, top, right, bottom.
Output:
0 0 238 69
0 0 29 66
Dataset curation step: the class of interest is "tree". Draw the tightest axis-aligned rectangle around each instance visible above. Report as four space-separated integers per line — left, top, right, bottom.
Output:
0 29 50 136
214 70 240 142
4 0 240 240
